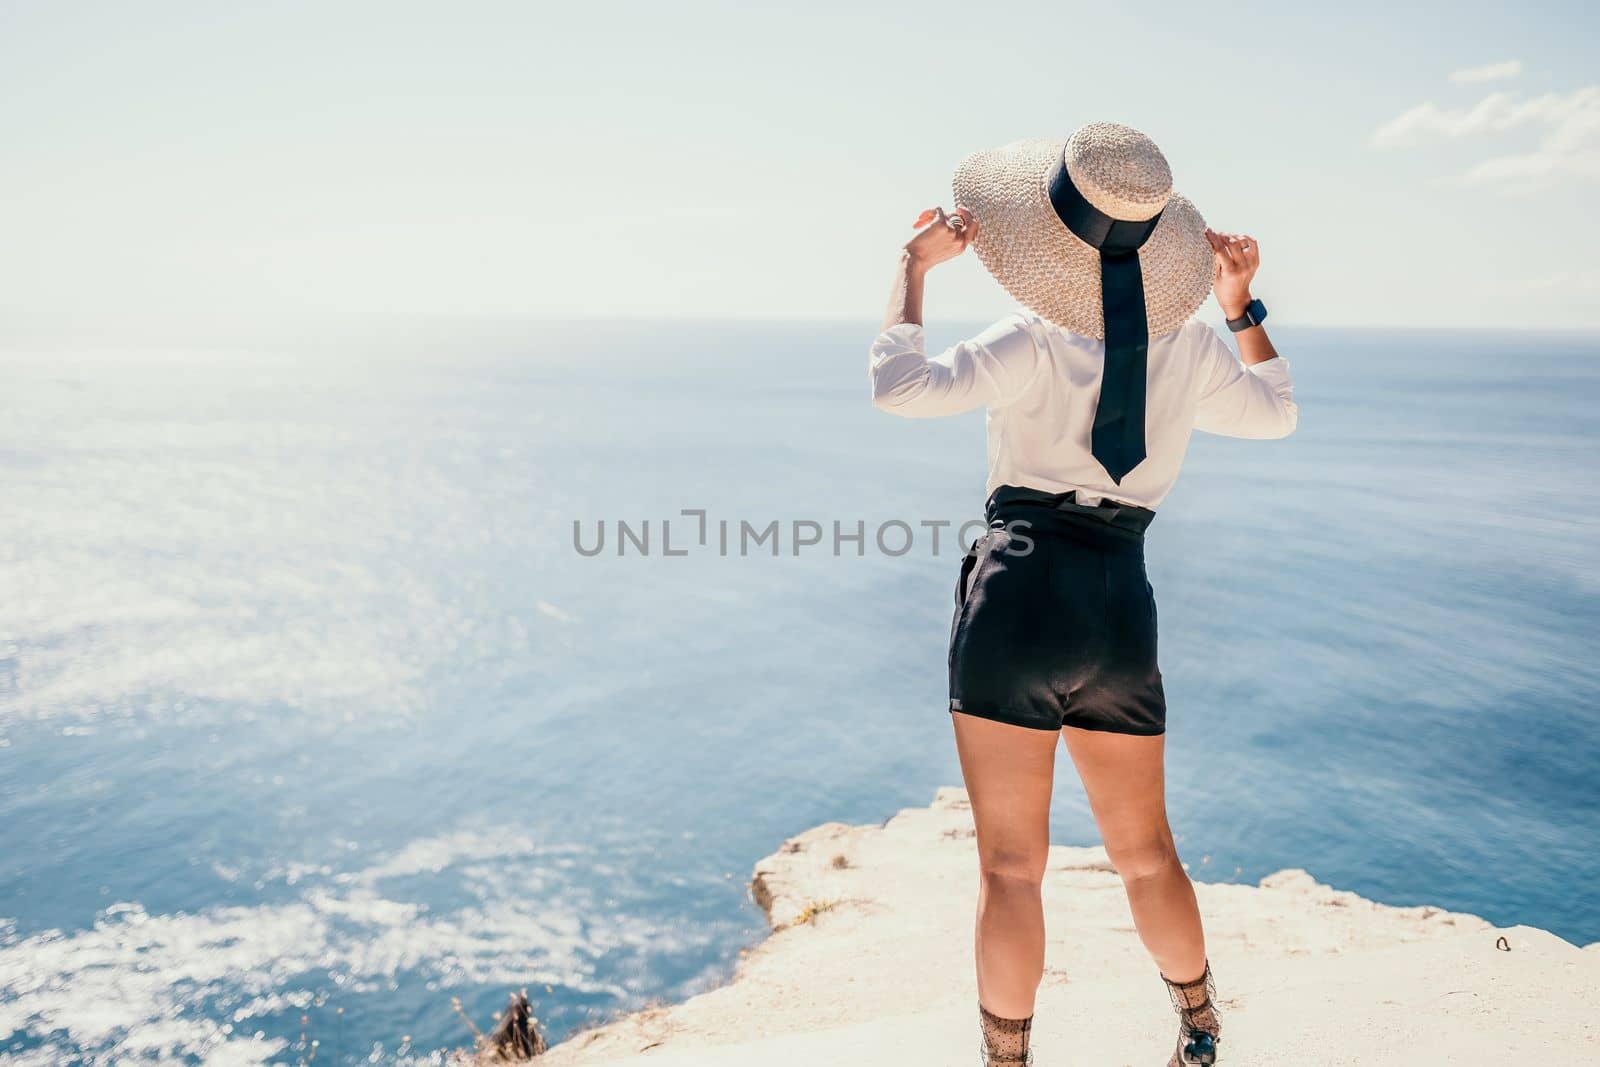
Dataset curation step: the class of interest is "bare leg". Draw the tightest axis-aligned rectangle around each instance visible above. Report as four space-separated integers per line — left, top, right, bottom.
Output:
950 711 1059 1019
1058 726 1206 983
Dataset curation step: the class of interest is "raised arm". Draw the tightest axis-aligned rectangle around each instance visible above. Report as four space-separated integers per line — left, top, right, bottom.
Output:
1206 228 1279 370
869 207 1042 417
1194 229 1298 438
881 206 974 332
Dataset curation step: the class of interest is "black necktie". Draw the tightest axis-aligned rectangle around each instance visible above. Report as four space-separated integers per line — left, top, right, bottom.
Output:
1047 158 1162 485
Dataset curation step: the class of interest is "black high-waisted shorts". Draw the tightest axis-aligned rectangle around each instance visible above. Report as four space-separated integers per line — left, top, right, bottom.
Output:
949 484 1166 735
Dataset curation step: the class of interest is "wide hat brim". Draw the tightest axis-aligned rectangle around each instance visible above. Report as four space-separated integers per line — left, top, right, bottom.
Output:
953 138 1214 340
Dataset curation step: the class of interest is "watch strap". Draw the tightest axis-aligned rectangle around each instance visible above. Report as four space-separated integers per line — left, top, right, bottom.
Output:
1226 298 1267 333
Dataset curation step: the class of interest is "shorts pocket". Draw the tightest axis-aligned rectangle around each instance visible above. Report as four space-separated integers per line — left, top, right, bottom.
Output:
950 536 996 671
954 538 983 608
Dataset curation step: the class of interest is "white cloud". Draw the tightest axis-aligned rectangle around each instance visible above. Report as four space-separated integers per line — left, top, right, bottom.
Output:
1374 84 1600 188
1373 88 1596 145
1450 59 1523 84
1456 145 1600 186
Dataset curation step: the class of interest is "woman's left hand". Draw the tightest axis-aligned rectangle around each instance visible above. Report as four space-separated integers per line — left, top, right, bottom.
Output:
1206 227 1259 318
904 207 978 271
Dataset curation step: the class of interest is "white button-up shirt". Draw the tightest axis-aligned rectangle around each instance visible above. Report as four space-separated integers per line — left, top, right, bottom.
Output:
869 312 1298 509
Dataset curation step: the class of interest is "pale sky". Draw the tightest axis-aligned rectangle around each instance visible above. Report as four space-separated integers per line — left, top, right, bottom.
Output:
2 0 1597 344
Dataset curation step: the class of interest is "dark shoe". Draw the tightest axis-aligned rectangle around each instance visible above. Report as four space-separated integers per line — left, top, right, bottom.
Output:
1172 1028 1217 1066
1162 961 1221 1066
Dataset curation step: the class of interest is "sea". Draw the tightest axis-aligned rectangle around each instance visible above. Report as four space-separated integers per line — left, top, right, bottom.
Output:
2 320 1596 1064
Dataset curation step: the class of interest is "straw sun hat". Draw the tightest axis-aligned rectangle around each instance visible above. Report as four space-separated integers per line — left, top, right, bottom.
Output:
953 122 1214 340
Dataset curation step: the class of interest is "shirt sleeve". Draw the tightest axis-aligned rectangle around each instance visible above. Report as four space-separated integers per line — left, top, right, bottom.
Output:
1192 324 1299 439
868 315 1044 418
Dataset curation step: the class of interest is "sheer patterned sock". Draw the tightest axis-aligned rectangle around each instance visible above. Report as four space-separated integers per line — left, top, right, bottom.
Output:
1161 961 1221 1065
977 1003 1033 1065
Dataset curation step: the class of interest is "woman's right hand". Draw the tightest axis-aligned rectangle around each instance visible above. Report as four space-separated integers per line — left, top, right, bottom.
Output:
1205 227 1259 319
904 206 977 271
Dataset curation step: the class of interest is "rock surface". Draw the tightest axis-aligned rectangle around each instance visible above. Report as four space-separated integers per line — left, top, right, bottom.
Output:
540 788 1599 1066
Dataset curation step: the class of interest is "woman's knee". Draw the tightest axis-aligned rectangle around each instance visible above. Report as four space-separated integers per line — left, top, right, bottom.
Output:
978 846 1048 890
1105 834 1181 884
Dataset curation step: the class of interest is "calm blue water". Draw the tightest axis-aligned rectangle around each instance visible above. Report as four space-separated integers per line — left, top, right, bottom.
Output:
2 322 1597 1064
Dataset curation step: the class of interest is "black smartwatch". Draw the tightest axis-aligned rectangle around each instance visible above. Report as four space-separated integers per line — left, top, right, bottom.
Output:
1225 298 1268 333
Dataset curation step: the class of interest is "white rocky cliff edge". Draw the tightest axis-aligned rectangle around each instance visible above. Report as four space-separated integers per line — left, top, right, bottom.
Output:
539 788 1599 1066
